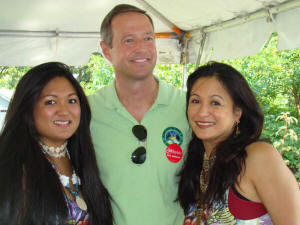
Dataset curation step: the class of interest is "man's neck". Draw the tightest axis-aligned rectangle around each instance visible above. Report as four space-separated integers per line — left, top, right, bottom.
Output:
115 75 159 123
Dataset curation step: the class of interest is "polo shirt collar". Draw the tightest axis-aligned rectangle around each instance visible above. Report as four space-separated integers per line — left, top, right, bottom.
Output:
154 76 169 105
105 76 169 109
104 80 123 109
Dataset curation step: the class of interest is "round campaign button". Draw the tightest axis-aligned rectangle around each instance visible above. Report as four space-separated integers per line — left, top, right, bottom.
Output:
165 143 183 163
162 127 183 146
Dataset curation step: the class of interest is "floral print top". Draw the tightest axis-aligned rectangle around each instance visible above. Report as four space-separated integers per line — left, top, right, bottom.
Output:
183 187 273 225
65 195 89 225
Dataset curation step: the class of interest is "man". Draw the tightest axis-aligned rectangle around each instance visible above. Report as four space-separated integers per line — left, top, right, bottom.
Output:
88 4 191 225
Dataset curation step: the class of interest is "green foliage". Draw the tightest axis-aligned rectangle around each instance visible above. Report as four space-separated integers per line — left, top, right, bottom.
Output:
154 63 195 88
72 53 195 94
0 33 299 184
70 52 114 95
0 66 31 89
224 33 300 119
75 53 195 93
223 33 300 184
273 113 299 181
154 64 183 88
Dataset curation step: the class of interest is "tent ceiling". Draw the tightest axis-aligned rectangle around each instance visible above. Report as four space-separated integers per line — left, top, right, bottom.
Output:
0 0 299 66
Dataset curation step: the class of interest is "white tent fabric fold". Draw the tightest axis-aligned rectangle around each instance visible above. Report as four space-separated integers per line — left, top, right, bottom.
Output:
0 0 299 66
276 7 300 50
0 37 100 66
196 18 274 62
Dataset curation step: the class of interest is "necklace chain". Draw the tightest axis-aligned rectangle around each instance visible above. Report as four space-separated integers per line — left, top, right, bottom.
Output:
199 151 215 193
195 151 216 223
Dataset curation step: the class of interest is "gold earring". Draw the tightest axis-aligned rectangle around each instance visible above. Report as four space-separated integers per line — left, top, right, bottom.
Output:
235 121 240 136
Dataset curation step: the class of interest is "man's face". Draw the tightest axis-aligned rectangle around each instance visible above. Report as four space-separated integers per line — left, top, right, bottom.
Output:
101 12 157 81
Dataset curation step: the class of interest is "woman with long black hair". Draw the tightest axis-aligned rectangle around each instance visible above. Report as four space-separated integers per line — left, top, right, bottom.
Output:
178 62 300 225
0 62 113 225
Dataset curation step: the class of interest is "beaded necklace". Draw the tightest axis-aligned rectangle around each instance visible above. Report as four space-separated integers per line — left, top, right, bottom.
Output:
195 151 216 224
200 151 216 193
40 141 87 210
39 141 68 158
56 166 87 211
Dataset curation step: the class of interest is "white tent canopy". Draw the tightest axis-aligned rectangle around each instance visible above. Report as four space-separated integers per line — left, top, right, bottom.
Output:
0 0 300 66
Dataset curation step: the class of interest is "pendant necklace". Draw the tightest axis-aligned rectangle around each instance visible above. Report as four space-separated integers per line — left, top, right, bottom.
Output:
57 169 87 211
40 141 87 210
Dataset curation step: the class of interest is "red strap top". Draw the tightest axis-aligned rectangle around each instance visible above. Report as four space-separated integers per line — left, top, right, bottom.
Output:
228 186 267 220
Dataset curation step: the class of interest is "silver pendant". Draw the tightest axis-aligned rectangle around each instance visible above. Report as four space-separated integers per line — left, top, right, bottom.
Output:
76 197 87 211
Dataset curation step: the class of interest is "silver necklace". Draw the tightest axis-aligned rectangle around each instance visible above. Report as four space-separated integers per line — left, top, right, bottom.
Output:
39 141 68 157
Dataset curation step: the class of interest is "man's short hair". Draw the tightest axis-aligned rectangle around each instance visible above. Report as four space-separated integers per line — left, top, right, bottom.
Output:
100 4 154 48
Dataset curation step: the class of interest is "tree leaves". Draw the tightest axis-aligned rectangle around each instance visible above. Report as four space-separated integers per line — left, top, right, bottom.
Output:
0 33 299 184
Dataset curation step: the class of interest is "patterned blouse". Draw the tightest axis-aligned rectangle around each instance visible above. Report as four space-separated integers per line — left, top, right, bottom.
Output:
65 195 89 225
51 163 89 225
183 187 273 225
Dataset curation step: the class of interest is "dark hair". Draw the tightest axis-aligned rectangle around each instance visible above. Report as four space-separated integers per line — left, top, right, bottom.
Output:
100 4 154 48
0 62 113 225
178 61 264 213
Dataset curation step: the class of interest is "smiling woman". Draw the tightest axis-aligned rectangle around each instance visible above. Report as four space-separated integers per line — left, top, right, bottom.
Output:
187 76 242 153
0 62 113 225
178 61 300 225
33 76 81 147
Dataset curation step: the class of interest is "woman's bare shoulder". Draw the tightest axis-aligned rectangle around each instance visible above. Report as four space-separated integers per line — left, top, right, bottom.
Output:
245 141 279 161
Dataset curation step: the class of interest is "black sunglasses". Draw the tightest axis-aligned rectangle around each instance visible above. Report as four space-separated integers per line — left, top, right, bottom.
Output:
131 125 147 164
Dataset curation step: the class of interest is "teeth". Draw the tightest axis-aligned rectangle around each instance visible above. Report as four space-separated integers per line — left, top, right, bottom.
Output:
196 122 214 126
54 121 69 125
134 59 147 62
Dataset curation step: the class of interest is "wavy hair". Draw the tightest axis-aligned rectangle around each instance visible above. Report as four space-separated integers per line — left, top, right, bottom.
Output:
178 62 264 213
0 62 113 225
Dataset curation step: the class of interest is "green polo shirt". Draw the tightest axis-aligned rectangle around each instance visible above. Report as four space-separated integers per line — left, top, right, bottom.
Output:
88 78 191 225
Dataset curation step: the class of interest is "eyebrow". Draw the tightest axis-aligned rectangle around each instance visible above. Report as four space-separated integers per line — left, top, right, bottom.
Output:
190 93 199 97
43 93 78 98
190 93 224 101
211 94 224 100
145 32 155 35
123 31 154 38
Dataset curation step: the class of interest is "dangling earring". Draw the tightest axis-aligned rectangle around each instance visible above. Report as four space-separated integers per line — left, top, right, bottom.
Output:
235 121 240 136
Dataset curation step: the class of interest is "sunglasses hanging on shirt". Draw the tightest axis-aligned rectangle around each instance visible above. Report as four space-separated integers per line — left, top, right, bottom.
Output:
131 125 147 164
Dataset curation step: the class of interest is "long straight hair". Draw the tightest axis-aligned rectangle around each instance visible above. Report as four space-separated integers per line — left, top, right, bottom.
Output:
0 62 113 225
178 62 264 212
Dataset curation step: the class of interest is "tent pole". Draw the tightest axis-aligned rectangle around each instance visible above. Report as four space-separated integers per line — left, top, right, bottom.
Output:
195 32 207 68
182 64 187 90
190 0 300 34
0 30 99 38
181 35 190 90
138 0 182 34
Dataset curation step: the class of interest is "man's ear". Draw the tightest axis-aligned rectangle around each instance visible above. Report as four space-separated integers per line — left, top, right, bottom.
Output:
100 41 112 62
